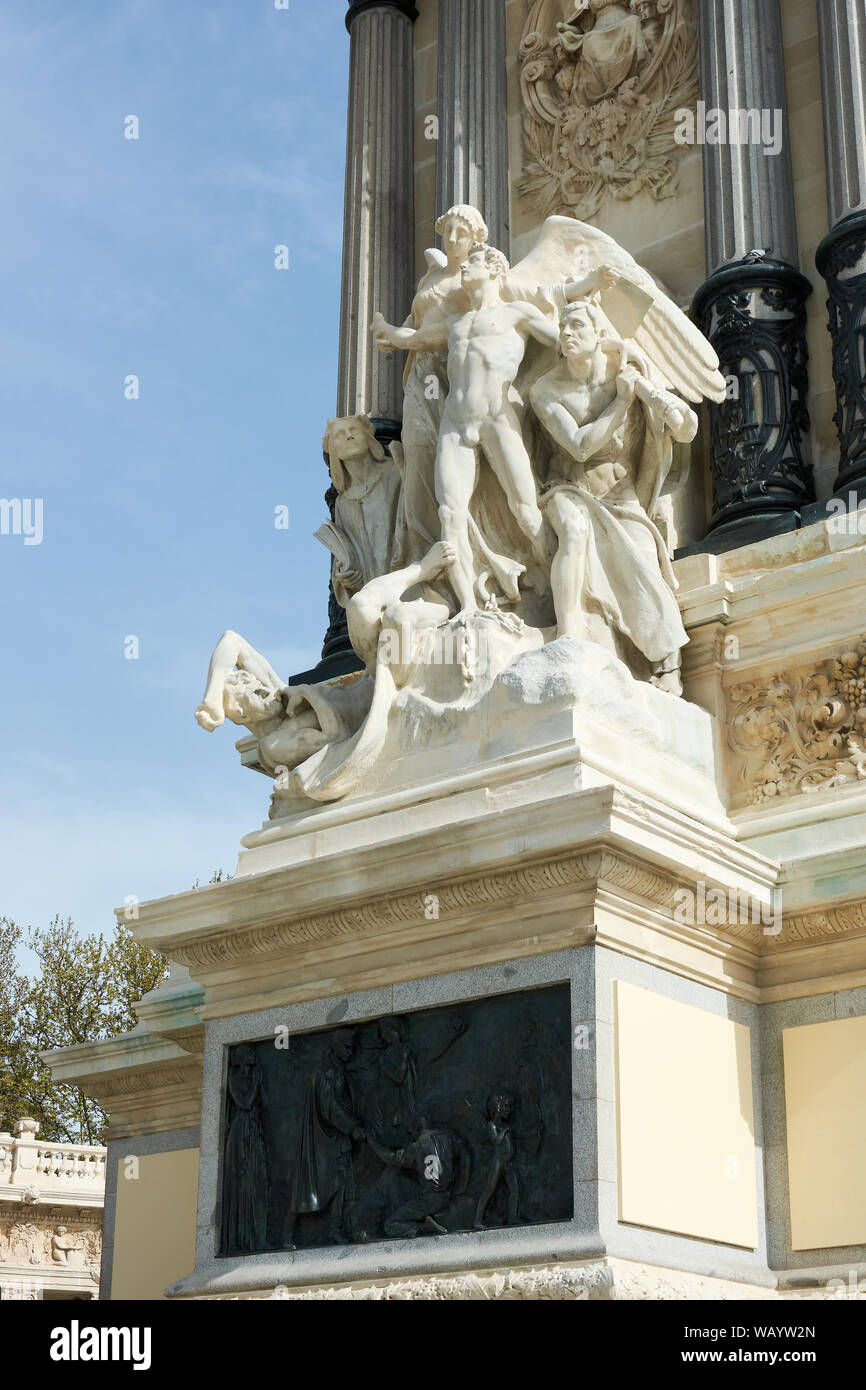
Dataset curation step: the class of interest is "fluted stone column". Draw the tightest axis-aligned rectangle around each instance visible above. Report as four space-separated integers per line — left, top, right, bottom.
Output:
435 0 510 255
692 0 813 550
296 0 418 685
815 0 866 500
338 0 417 423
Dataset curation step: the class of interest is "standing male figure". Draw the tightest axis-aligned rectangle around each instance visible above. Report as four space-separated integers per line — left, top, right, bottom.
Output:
284 1029 366 1248
373 246 560 615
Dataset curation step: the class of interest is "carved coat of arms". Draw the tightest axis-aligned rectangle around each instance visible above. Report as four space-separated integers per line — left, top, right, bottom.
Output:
518 0 698 220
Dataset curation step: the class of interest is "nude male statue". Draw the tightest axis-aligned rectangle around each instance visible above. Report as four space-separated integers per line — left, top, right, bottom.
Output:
373 245 561 615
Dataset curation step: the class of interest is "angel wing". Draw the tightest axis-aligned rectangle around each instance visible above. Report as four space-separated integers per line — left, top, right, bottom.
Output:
505 216 726 404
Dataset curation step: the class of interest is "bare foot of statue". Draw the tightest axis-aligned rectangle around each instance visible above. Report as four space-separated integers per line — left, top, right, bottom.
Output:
424 1214 448 1235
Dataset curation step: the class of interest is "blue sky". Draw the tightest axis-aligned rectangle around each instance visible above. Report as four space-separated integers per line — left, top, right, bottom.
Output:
0 1 349 945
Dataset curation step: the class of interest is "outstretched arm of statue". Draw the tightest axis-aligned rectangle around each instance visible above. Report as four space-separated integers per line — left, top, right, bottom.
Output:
562 265 619 303
519 301 561 351
366 1136 405 1166
195 631 285 731
372 310 449 354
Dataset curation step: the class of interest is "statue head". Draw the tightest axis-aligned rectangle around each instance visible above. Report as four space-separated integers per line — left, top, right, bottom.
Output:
487 1093 514 1120
233 1045 257 1071
558 299 621 362
222 670 284 729
435 204 488 262
323 414 385 493
460 243 510 293
378 1016 407 1046
332 1028 357 1063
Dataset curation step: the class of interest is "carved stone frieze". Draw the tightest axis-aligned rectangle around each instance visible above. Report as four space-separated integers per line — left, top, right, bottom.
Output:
728 640 866 804
518 0 698 220
168 846 683 972
0 1207 101 1274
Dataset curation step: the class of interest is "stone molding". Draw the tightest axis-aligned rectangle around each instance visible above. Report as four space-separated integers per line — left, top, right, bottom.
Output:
166 841 776 974
73 1059 202 1141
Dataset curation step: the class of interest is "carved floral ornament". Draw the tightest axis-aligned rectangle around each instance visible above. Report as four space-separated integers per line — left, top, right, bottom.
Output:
728 641 866 804
519 0 698 220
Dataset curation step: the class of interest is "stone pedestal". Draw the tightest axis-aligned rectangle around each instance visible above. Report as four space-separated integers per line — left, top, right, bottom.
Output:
50 511 866 1302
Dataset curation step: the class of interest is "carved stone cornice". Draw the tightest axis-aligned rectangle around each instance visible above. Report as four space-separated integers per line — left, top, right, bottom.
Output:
775 902 866 944
166 846 706 973
50 1055 203 1142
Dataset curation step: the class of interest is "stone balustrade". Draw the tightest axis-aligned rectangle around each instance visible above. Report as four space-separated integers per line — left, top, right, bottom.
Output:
0 1119 105 1202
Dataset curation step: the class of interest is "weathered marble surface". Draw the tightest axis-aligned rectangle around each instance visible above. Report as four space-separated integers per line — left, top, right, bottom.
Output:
197 209 724 811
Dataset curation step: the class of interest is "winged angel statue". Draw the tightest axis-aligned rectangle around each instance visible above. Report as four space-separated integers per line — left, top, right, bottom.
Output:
196 210 724 808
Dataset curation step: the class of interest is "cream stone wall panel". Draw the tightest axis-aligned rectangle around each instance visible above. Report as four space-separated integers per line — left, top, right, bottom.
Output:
614 981 759 1248
779 0 819 50
110 1148 199 1301
783 1014 866 1251
783 34 822 117
414 0 438 51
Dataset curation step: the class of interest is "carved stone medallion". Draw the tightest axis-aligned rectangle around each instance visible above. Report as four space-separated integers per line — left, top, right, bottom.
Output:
518 0 698 220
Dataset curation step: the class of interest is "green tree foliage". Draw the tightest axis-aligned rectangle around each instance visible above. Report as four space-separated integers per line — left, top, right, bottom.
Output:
0 916 168 1145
